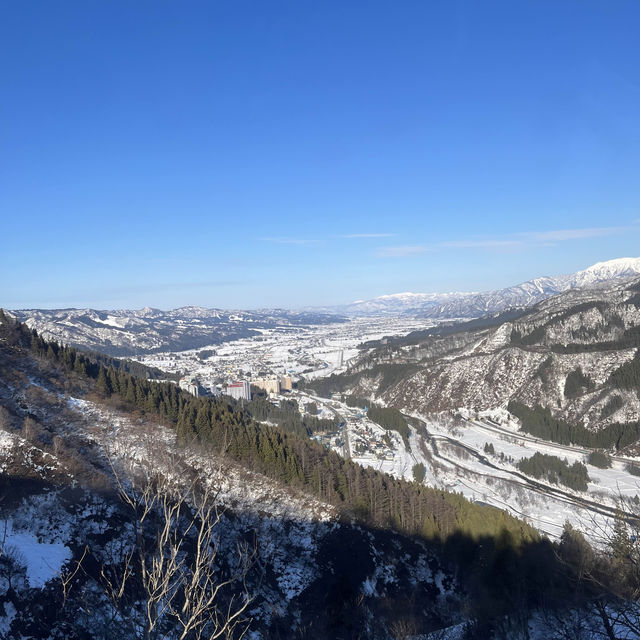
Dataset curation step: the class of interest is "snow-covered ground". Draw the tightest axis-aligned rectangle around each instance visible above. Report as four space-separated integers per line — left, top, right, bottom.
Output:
133 314 640 543
0 518 71 588
137 316 429 388
415 412 640 541
66 396 335 524
294 391 640 542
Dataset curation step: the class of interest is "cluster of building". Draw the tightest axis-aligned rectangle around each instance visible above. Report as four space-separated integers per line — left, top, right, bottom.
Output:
252 375 293 395
226 374 293 400
312 430 343 450
344 411 396 462
178 373 294 403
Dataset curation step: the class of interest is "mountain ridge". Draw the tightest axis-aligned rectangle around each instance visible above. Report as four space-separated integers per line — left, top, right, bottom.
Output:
8 257 640 358
330 257 640 317
8 307 344 356
311 274 640 437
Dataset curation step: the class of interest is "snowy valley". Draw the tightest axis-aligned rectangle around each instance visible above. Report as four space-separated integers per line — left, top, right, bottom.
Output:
4 258 640 638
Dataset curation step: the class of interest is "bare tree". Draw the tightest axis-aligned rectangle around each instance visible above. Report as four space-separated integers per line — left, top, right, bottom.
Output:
540 605 603 640
0 406 13 431
0 543 27 593
74 462 255 640
550 502 640 640
21 415 40 442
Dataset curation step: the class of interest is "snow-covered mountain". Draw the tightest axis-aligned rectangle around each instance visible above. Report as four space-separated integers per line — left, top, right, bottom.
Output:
333 257 640 317
564 257 640 288
344 291 476 315
11 258 640 358
326 274 640 430
9 307 344 356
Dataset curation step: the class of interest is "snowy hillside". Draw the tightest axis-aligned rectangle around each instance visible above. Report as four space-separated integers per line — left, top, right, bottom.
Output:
3 295 640 637
318 275 640 433
0 325 466 639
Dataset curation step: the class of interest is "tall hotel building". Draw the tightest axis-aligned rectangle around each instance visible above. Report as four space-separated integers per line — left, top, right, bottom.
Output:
226 380 251 401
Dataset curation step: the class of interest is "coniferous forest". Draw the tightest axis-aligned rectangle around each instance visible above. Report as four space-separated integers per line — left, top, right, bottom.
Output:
508 400 640 450
4 309 640 637
516 452 590 491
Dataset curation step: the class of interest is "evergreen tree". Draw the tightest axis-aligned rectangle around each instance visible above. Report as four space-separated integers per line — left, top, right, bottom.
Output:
96 366 111 395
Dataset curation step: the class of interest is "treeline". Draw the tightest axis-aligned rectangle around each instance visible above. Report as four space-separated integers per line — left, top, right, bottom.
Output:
517 452 590 492
549 326 640 353
628 292 640 307
608 348 640 391
0 310 539 546
557 301 609 319
303 362 420 399
299 372 355 398
345 396 411 448
245 397 338 438
508 401 640 451
509 301 609 347
514 333 640 355
509 300 640 355
177 407 534 543
367 406 410 448
564 368 593 398
362 307 528 350
510 326 545 346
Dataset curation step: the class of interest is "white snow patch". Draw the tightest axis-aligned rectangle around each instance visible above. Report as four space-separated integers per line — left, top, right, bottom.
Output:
0 519 71 588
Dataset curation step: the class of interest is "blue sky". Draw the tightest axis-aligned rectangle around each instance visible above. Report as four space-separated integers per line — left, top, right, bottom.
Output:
2 1 639 309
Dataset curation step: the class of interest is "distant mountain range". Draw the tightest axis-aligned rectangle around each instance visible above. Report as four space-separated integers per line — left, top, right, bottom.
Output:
8 258 640 357
328 257 640 317
8 307 343 356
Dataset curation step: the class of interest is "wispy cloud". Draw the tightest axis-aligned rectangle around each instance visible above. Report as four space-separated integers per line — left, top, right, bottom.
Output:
374 224 637 259
439 239 524 249
262 237 314 245
518 226 629 242
338 233 396 239
376 245 428 258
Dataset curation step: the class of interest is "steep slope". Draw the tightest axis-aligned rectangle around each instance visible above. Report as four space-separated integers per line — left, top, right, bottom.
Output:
312 277 640 445
567 257 640 288
0 381 459 639
0 312 558 639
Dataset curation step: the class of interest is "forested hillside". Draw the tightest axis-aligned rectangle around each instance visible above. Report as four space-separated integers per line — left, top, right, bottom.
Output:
4 310 640 637
0 309 537 545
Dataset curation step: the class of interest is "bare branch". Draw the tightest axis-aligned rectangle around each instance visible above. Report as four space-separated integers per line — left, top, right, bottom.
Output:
95 455 254 640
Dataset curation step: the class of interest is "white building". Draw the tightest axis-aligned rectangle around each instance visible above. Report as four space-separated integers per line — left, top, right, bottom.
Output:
226 380 251 401
179 375 200 397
